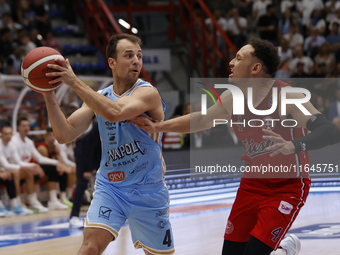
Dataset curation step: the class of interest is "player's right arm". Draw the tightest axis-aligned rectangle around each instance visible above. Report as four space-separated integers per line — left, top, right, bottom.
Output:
132 90 232 134
43 92 95 144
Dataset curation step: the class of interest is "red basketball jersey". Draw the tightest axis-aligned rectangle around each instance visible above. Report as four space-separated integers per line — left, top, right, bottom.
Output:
231 80 310 194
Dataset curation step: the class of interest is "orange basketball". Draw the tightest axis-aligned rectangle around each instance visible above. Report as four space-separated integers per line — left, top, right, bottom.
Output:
21 46 64 92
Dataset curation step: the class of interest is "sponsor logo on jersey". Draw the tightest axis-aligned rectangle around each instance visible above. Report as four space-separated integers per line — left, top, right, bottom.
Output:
108 133 115 141
107 171 125 182
99 206 112 219
105 140 147 167
129 161 149 175
104 121 116 130
108 133 116 145
157 221 166 229
278 201 293 215
156 209 168 217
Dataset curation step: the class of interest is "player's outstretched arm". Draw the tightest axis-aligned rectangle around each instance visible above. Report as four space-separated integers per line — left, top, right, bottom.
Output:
131 114 192 134
43 92 94 144
131 89 232 134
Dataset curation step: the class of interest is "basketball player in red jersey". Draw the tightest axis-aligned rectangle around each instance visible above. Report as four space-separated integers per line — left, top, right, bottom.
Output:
130 37 340 255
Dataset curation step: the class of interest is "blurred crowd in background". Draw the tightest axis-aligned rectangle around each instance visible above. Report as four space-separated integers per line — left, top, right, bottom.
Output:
1 0 340 151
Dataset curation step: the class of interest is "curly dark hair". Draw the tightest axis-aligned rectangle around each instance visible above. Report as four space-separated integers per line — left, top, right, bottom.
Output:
248 37 280 76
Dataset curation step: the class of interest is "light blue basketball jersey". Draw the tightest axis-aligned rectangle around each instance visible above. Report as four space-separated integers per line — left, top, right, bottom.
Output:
96 78 166 188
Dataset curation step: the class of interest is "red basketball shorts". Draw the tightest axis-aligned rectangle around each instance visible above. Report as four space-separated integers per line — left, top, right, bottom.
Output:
224 185 309 249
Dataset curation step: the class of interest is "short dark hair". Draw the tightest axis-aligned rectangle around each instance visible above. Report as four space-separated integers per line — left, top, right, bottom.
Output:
17 117 28 127
1 124 12 131
248 37 280 76
106 33 142 60
266 4 274 11
46 127 53 133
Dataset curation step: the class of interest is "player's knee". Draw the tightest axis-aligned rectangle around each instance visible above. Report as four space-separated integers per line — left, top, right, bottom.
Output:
80 236 112 255
79 241 101 255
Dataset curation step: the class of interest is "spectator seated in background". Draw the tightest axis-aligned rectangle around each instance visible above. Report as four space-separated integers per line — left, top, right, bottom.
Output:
19 29 36 55
325 0 340 25
0 170 16 217
0 12 23 40
279 8 295 37
298 0 324 37
30 0 51 34
37 127 75 208
284 23 304 49
16 0 35 31
328 5 340 35
304 27 326 59
326 22 340 61
256 4 279 46
314 42 336 74
252 0 272 21
312 62 328 78
0 27 13 60
290 62 310 78
275 38 293 78
12 118 69 212
0 0 11 19
289 45 314 75
226 8 247 50
0 125 42 215
41 29 63 53
205 8 228 52
30 28 42 47
6 43 24 75
308 9 326 35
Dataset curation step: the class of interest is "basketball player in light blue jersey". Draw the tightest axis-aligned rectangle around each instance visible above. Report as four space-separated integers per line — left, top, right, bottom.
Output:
40 34 174 255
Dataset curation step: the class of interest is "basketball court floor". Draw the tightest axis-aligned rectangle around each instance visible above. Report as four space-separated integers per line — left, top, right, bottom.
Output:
0 187 339 255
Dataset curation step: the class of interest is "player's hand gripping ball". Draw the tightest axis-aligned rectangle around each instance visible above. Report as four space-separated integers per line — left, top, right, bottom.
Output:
21 46 64 92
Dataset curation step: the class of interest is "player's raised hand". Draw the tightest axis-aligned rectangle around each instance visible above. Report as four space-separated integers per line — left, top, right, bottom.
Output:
262 128 295 157
128 116 158 133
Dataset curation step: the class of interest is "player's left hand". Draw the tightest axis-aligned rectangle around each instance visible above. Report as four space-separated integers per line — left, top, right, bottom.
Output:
46 58 78 86
262 128 295 157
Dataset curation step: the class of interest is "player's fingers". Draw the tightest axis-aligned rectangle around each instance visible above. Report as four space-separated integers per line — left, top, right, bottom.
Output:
262 128 279 136
46 71 61 77
262 135 283 143
47 63 63 70
128 117 141 123
48 77 62 84
269 150 281 157
134 123 145 129
54 58 65 66
134 116 149 122
266 143 283 151
65 58 71 66
269 146 285 156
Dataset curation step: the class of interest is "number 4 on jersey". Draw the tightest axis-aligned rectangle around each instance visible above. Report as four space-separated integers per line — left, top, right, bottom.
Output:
271 227 283 242
163 229 172 247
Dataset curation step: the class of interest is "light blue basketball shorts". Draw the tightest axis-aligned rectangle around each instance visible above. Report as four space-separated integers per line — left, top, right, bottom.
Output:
85 178 175 254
